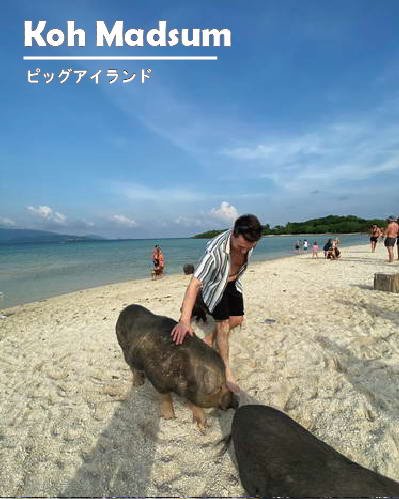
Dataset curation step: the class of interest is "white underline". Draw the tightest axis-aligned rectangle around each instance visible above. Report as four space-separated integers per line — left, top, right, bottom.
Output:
23 55 218 61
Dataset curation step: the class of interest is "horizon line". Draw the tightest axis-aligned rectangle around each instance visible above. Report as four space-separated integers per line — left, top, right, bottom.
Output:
23 55 218 61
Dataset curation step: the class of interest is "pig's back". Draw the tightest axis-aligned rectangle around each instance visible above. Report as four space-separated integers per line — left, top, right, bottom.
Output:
116 304 177 361
232 405 399 498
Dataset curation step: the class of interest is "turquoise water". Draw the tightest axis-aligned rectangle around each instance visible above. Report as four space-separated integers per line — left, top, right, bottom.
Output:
0 234 368 308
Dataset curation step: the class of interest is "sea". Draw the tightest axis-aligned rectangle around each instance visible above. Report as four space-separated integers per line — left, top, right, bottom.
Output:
0 234 369 309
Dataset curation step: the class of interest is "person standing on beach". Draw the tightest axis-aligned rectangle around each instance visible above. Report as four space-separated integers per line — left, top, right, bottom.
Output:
303 239 308 252
312 241 319 259
323 239 332 258
171 214 262 393
384 216 399 263
369 225 381 253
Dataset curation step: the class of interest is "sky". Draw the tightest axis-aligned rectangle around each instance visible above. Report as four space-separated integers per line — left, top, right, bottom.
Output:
1 0 399 239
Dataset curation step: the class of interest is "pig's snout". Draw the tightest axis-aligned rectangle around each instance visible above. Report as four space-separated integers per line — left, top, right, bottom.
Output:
220 391 239 410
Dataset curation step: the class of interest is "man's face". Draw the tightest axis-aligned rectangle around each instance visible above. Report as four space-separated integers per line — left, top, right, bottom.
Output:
231 234 257 256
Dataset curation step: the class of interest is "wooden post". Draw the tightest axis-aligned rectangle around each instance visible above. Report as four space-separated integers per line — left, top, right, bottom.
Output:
374 273 399 293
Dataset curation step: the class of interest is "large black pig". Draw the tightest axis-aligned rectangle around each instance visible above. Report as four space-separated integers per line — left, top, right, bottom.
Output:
230 405 399 497
116 304 238 430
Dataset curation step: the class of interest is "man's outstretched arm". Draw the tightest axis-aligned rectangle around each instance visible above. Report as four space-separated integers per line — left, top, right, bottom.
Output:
171 276 202 345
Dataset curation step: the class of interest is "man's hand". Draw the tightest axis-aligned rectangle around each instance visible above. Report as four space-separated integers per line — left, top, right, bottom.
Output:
171 320 193 345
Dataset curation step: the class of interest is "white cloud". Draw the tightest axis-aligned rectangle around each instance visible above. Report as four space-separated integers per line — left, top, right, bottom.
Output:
0 217 16 226
210 201 239 223
109 214 137 227
222 119 399 192
27 205 67 225
172 206 239 230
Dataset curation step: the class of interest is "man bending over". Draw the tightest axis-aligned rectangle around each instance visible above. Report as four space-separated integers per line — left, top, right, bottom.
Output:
171 214 262 393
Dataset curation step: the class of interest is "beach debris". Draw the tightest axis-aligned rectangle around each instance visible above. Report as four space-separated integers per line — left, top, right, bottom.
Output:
261 319 276 324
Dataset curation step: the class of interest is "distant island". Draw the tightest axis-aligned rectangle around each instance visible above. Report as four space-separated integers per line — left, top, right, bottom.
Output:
0 228 106 244
193 215 385 238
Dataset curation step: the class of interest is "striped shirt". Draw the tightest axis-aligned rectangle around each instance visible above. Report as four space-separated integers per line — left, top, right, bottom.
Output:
193 229 253 312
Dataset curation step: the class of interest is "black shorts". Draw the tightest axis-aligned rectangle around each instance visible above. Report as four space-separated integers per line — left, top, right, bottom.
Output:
212 281 244 321
370 237 378 242
384 237 396 247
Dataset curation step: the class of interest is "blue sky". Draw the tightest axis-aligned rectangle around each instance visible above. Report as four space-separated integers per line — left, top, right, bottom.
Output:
1 0 399 238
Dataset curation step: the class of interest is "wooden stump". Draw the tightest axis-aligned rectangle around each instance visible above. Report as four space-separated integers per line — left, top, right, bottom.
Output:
374 273 399 293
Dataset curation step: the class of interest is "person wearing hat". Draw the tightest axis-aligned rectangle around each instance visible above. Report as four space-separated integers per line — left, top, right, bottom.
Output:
384 216 399 262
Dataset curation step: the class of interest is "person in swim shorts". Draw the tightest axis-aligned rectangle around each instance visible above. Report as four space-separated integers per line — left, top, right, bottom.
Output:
384 216 399 263
369 225 381 253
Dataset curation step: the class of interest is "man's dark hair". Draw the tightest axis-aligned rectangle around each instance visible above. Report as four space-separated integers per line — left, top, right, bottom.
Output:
233 214 262 242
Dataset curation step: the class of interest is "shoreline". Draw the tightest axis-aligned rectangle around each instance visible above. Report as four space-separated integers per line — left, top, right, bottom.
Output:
263 231 366 237
1 239 370 311
1 242 399 495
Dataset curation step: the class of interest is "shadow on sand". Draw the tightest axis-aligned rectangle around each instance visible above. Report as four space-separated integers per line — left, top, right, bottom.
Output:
337 257 396 266
61 384 160 497
314 335 399 420
336 299 399 328
350 284 374 290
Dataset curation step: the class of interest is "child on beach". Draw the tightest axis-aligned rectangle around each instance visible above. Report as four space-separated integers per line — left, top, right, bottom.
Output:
312 241 319 258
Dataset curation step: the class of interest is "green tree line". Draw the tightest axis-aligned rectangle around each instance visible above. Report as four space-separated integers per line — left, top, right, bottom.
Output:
193 215 387 238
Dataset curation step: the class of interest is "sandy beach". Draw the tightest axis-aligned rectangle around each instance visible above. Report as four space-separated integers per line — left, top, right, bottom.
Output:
1 242 399 496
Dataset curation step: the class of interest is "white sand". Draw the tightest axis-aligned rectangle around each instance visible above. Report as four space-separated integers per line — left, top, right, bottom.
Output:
1 242 399 496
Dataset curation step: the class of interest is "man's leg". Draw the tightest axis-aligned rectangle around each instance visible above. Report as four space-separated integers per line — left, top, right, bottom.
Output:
203 286 229 348
203 329 217 348
229 315 243 330
205 315 243 348
388 246 394 262
205 284 243 392
215 319 240 393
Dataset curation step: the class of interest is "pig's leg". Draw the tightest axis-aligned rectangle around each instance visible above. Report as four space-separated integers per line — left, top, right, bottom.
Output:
159 393 176 420
129 366 145 386
186 401 208 431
